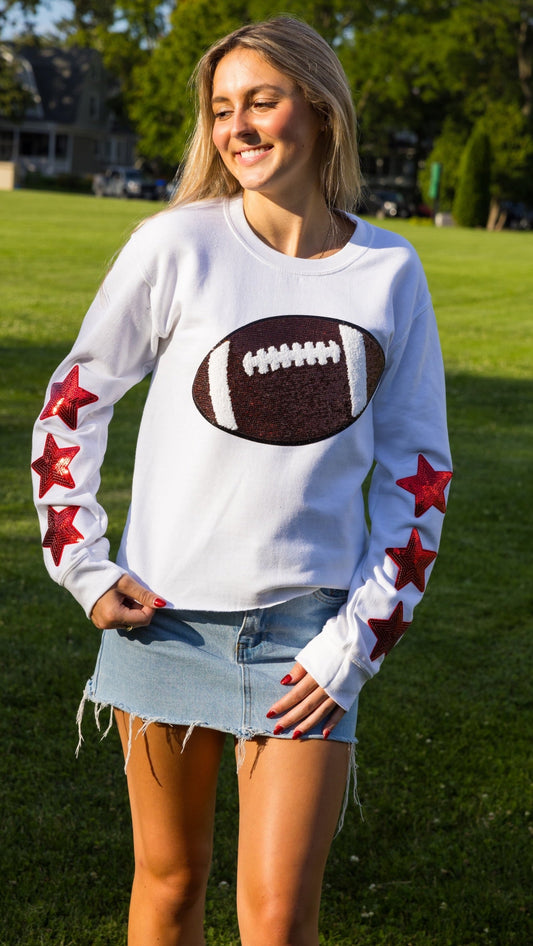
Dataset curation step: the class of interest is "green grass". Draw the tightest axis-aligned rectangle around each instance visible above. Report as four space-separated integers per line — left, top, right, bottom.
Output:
1 191 532 945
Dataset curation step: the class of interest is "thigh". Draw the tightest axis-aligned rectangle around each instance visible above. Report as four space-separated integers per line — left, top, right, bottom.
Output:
236 736 350 937
115 712 226 875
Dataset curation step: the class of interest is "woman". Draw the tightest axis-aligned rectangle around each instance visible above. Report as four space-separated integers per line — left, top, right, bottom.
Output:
31 17 452 946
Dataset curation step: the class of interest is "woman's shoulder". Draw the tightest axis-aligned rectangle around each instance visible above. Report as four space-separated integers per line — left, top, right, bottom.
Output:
138 197 226 238
108 198 226 286
133 199 228 247
352 214 426 277
352 214 418 253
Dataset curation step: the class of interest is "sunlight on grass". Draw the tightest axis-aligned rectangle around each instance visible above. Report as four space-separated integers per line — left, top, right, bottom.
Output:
376 219 533 379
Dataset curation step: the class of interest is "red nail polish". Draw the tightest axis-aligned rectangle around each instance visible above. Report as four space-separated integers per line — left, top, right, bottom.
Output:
154 598 167 608
266 710 276 719
292 730 302 740
323 729 331 740
273 724 284 735
280 674 292 686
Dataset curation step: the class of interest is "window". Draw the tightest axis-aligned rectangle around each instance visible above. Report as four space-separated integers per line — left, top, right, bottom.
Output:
88 94 99 120
20 132 49 157
0 131 14 160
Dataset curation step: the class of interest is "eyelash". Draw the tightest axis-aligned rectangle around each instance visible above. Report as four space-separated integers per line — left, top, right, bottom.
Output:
213 101 277 120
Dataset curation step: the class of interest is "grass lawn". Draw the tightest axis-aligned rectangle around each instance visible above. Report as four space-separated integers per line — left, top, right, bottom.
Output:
1 190 532 945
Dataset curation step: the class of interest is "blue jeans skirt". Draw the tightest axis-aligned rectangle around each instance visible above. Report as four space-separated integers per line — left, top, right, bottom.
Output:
79 589 358 748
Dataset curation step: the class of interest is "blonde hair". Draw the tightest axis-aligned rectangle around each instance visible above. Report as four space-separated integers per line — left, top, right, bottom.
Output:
170 17 361 212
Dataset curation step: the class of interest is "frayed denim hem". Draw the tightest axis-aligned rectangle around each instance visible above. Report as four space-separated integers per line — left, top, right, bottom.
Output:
75 689 363 830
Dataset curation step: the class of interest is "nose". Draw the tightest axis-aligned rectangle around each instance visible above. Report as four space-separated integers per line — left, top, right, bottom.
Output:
231 106 256 140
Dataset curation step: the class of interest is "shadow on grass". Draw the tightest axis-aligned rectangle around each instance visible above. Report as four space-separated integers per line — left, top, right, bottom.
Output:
0 356 532 945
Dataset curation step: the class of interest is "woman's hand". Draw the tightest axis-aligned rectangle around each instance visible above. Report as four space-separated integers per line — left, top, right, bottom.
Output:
266 662 345 740
90 573 166 631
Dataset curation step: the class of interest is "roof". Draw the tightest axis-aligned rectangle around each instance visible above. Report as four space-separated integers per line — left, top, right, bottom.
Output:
16 44 106 123
1 43 134 134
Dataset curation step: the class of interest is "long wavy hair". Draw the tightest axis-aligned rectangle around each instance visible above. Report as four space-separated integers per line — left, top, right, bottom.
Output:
169 17 361 212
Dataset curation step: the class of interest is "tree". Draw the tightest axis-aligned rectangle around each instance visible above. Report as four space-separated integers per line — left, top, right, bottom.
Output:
452 126 491 228
0 42 35 118
339 0 533 210
128 0 395 167
0 2 40 118
128 0 250 168
418 118 468 212
0 0 40 32
4 0 533 207
55 1 170 48
248 0 357 44
424 2 533 208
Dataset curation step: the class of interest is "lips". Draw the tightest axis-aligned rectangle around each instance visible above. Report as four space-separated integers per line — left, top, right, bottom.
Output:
235 145 273 164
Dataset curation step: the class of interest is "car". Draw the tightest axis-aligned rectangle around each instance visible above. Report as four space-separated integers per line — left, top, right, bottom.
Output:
361 185 433 220
500 201 533 231
92 167 159 200
361 189 412 219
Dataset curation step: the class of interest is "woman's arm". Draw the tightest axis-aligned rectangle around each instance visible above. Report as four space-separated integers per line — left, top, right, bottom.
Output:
31 226 176 618
283 299 453 729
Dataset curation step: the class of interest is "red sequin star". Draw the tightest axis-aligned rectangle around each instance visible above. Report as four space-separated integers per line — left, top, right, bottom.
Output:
42 506 83 566
31 434 80 498
396 454 452 517
368 602 411 661
40 365 98 430
386 528 437 592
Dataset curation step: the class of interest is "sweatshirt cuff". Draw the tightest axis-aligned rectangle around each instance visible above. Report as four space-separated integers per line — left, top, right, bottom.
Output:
62 560 127 619
296 633 370 711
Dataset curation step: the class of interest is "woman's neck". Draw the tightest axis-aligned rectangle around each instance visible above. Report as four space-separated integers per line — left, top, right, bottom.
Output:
242 190 354 259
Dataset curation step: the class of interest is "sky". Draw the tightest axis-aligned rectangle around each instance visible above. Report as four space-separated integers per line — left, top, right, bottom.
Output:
3 1 73 38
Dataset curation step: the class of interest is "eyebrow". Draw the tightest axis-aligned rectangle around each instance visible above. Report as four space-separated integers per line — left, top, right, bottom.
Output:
211 84 287 104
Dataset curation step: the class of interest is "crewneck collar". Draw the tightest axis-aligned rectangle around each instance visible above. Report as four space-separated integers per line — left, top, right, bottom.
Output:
224 195 372 275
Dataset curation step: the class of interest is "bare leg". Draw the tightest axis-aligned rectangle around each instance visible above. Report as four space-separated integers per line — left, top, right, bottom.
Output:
115 711 226 946
236 736 350 946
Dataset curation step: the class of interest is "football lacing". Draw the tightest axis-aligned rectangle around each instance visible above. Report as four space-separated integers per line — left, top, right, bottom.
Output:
242 340 341 376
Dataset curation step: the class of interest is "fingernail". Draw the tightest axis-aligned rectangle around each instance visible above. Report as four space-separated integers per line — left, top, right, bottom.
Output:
280 674 292 685
292 730 303 740
266 710 276 719
323 728 331 740
154 598 167 608
273 724 284 735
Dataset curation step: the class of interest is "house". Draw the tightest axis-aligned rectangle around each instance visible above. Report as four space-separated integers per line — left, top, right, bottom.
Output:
0 43 137 182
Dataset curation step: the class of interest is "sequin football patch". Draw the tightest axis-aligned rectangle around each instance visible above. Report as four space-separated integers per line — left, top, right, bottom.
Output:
192 315 385 446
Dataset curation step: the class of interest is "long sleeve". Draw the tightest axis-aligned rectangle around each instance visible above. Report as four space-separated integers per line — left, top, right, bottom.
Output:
296 297 453 709
31 227 180 617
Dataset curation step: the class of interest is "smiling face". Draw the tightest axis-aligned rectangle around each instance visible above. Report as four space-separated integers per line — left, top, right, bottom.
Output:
211 47 323 205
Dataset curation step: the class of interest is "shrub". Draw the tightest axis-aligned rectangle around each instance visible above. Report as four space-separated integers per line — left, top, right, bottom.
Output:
419 118 468 212
452 127 491 227
23 171 93 194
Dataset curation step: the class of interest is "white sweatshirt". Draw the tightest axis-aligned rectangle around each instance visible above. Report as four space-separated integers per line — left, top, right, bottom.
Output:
31 196 452 710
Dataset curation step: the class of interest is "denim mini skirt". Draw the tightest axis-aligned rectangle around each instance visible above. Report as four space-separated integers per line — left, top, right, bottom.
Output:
79 589 359 747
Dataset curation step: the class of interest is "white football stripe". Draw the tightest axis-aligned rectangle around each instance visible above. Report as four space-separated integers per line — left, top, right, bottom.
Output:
243 340 341 375
339 325 367 417
208 341 238 430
